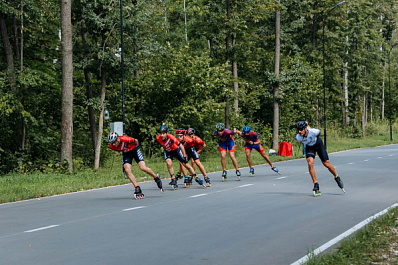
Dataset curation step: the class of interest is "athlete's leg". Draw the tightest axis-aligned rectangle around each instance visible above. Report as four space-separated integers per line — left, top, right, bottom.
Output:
179 162 187 176
220 150 227 170
193 159 207 176
245 148 253 168
260 151 273 167
307 156 318 183
228 151 239 170
191 158 197 171
165 158 175 175
137 161 157 178
322 160 338 176
123 163 138 186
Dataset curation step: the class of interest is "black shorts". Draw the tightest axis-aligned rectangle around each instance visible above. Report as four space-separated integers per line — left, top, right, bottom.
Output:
305 137 329 162
164 147 187 164
122 146 145 165
186 147 200 161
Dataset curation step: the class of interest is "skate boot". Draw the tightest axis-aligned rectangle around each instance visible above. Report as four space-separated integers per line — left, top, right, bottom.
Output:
195 176 206 188
313 182 321 197
169 177 179 190
271 166 280 175
134 186 145 199
249 167 255 177
334 176 345 193
176 171 182 180
204 176 211 187
184 175 191 188
188 175 194 186
236 170 241 181
154 174 164 193
222 170 227 182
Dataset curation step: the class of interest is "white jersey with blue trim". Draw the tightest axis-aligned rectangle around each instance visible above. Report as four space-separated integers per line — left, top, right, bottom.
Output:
295 128 321 146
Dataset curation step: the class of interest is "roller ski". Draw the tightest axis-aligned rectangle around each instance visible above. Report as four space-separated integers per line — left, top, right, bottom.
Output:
271 166 281 175
184 175 192 188
134 186 145 199
154 174 164 193
195 176 206 188
313 182 321 197
249 167 255 177
334 176 345 193
204 176 211 187
222 170 227 182
236 170 241 181
169 177 179 190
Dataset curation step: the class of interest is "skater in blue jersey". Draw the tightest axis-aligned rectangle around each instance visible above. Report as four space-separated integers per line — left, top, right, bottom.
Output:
295 121 345 196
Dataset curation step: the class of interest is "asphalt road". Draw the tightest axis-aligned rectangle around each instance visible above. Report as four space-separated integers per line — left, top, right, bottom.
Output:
1 144 397 265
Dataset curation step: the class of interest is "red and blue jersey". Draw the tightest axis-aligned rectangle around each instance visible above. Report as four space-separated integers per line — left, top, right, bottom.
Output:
241 131 259 143
213 129 235 143
180 135 195 149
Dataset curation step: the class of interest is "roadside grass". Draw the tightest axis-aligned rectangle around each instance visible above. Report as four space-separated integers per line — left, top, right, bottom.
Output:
304 206 398 265
1 130 397 204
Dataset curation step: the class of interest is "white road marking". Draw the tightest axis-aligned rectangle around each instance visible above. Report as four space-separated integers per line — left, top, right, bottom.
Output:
24 225 59 233
122 206 146 212
364 159 369 162
389 154 393 156
276 177 286 180
238 184 254 188
190 194 208 198
290 203 398 265
378 157 383 159
348 163 354 164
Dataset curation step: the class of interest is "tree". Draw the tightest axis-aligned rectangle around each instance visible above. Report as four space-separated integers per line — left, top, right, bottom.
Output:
60 0 73 172
272 1 281 150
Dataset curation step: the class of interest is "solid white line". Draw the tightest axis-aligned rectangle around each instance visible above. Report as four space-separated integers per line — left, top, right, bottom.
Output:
378 157 383 159
276 177 286 180
348 163 354 165
364 159 369 162
238 184 254 188
24 225 59 233
122 206 146 212
190 194 208 198
290 203 398 265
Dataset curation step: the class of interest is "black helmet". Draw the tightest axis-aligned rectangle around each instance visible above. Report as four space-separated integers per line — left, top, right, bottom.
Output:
296 121 307 131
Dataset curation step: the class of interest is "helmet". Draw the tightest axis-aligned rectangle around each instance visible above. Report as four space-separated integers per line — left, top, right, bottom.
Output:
242 126 251 133
107 132 118 143
160 123 169 133
296 121 307 131
216 123 225 131
187 128 195 135
175 128 186 135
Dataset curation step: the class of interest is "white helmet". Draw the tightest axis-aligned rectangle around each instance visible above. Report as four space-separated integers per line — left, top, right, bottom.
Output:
107 132 118 143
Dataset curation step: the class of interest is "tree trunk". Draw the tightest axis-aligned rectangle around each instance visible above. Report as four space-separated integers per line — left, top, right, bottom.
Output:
94 32 107 171
381 61 386 119
344 61 349 125
272 2 280 150
232 36 238 114
94 64 106 171
81 26 97 155
311 1 318 51
225 0 230 128
60 0 74 172
0 12 16 89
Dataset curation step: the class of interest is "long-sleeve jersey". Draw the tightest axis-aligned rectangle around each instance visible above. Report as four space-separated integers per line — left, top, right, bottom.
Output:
156 134 180 152
241 131 259 143
295 128 321 146
180 135 195 149
108 135 137 152
213 129 235 143
192 135 205 150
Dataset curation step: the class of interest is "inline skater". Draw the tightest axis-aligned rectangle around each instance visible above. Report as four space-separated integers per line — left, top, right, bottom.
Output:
213 123 240 181
176 128 211 187
156 124 206 190
295 121 345 196
187 128 206 171
107 132 163 199
234 126 279 176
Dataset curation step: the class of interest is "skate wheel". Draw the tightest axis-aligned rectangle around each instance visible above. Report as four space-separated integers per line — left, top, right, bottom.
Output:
313 191 321 197
207 183 211 187
202 184 207 188
341 188 346 193
160 188 164 193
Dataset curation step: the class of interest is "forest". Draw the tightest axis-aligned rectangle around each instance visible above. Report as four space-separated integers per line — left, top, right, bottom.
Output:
1 0 398 174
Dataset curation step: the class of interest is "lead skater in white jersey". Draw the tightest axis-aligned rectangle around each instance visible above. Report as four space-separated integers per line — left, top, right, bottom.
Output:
295 121 345 196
